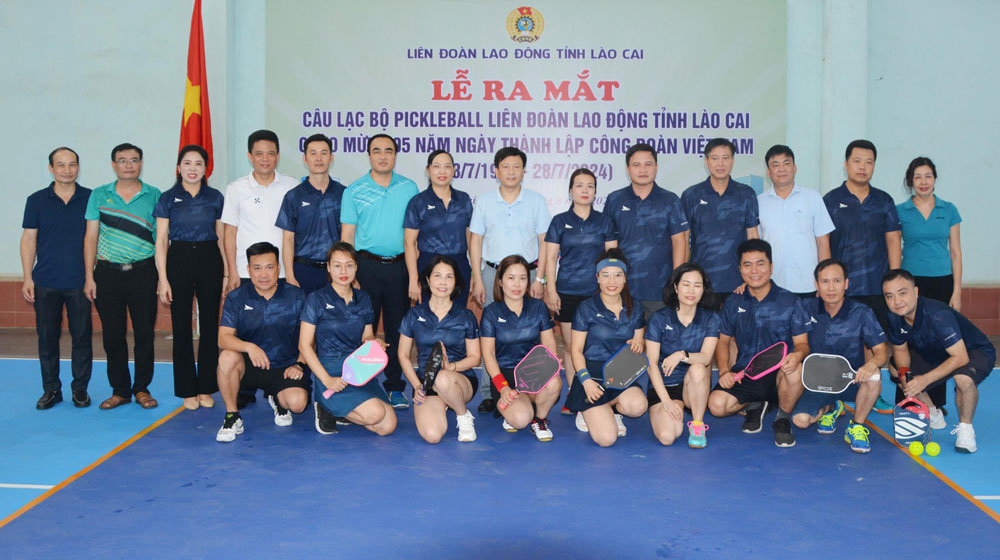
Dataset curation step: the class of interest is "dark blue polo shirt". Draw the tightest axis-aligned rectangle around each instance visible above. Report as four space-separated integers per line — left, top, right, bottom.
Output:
681 178 760 292
480 297 555 368
572 294 646 362
301 285 375 360
604 184 690 301
887 296 996 366
720 282 812 371
275 178 346 261
645 306 721 385
399 300 479 368
824 183 902 296
152 184 224 242
22 183 91 289
403 186 473 256
220 280 304 369
545 208 616 296
804 298 886 370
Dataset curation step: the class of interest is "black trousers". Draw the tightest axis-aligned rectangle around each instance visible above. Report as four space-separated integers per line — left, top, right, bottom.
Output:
167 242 223 397
357 256 409 392
94 262 158 398
34 286 93 393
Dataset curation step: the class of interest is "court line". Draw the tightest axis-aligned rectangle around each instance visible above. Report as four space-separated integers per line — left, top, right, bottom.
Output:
850 405 1000 524
0 484 54 490
975 496 1000 500
0 406 184 529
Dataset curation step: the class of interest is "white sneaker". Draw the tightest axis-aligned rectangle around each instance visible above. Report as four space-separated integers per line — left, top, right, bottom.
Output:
456 410 477 442
268 395 293 427
575 412 589 432
929 406 946 430
502 419 518 432
952 423 977 453
216 415 244 443
615 413 627 437
530 417 553 442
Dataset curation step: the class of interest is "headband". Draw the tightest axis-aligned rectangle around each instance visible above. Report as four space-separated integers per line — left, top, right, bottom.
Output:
595 258 627 276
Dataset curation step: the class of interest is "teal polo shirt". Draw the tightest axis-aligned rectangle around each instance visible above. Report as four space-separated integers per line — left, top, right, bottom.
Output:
897 196 961 277
85 180 161 263
341 171 418 257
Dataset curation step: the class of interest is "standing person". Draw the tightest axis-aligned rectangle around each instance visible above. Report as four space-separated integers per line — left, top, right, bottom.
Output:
480 255 561 441
644 263 720 448
605 143 689 318
544 168 617 413
469 146 551 412
681 138 760 310
399 256 481 443
222 129 298 409
403 149 473 306
154 144 225 410
756 144 834 296
21 147 93 409
300 242 397 437
84 143 161 410
276 133 346 294
340 133 419 409
566 249 648 447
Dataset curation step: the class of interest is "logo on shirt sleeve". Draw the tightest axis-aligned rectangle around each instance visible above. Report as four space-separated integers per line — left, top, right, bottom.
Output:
806 316 818 325
900 327 908 334
417 315 427 322
944 333 957 341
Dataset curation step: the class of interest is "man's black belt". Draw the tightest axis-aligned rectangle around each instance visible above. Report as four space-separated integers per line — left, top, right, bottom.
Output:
293 256 327 269
485 259 538 270
358 250 404 264
95 257 154 272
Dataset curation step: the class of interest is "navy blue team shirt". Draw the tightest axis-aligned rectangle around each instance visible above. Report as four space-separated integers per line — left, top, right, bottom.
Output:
403 186 473 256
887 296 996 366
22 183 92 289
275 178 346 261
544 208 616 296
480 297 555 368
152 184 224 242
572 294 646 363
399 300 479 371
681 178 760 293
220 280 304 369
720 282 812 371
804 298 886 370
300 285 375 362
604 184 689 301
823 183 901 297
645 307 721 385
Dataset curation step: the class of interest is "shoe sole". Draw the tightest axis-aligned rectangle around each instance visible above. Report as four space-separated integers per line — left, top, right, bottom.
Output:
458 434 477 442
216 421 244 443
688 441 707 448
503 426 518 433
816 426 836 435
955 446 976 453
774 439 796 448
534 435 553 442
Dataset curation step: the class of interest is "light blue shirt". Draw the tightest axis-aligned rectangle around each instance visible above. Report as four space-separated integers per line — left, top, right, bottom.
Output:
897 196 961 277
341 171 418 257
470 187 551 264
757 184 835 293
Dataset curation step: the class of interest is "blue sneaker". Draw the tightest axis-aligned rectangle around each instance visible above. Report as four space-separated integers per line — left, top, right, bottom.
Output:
817 400 844 435
388 391 410 409
874 395 893 414
844 421 871 453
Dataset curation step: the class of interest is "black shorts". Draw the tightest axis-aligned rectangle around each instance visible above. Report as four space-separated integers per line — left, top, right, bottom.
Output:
647 383 684 406
240 354 312 395
555 292 590 323
907 348 993 390
712 376 777 405
412 370 478 398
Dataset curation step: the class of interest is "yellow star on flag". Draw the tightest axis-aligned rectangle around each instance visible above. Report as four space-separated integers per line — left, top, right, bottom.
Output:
183 77 201 126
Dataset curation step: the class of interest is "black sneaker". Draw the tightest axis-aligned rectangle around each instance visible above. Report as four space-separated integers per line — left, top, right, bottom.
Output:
236 392 256 410
36 390 62 410
478 398 496 414
741 401 768 433
72 390 91 408
314 402 339 435
335 416 352 426
773 417 796 447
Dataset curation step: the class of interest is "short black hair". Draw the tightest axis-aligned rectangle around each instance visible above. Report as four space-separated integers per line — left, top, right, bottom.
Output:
814 258 848 281
663 262 714 309
494 146 527 168
303 133 332 152
568 167 597 193
418 255 464 301
48 146 79 166
625 143 657 165
737 238 772 264
246 241 279 262
845 139 877 162
367 133 398 153
881 268 915 288
111 143 143 161
326 241 358 264
764 144 795 166
704 138 735 157
904 157 937 193
248 129 280 153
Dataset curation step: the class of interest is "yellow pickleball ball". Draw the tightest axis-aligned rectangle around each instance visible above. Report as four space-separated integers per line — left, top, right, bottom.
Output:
926 442 941 456
908 441 924 456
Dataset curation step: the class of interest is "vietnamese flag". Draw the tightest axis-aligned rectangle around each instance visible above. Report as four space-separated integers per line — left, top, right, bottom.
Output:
179 0 214 178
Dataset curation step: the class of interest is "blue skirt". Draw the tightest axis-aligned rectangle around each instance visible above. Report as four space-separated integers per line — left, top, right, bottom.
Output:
565 359 634 412
314 356 390 417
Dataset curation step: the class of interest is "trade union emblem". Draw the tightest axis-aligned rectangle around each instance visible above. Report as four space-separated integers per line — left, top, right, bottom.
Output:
506 6 544 43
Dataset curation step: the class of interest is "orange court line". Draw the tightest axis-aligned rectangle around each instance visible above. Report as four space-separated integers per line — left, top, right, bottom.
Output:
0 406 185 529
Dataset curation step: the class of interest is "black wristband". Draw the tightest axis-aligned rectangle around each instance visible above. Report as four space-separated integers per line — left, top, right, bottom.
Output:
295 361 307 370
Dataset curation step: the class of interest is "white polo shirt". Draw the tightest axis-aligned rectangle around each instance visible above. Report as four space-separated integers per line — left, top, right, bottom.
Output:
757 183 835 293
221 171 299 277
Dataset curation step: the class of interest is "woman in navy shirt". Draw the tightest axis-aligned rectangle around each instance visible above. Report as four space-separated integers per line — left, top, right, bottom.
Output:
567 248 647 447
645 262 720 448
481 255 561 441
153 145 225 410
399 256 481 443
543 168 617 411
404 150 474 306
299 242 396 436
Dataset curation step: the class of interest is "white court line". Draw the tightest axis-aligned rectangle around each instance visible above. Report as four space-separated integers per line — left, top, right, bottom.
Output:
973 496 1000 500
0 483 54 490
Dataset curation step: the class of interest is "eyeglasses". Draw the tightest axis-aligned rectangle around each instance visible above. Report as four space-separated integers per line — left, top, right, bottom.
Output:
116 158 140 165
598 271 625 280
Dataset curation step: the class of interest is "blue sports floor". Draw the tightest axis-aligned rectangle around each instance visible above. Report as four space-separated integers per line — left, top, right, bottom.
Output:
1 359 998 557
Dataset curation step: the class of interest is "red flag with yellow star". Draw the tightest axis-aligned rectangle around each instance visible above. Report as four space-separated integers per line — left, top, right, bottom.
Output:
179 0 213 177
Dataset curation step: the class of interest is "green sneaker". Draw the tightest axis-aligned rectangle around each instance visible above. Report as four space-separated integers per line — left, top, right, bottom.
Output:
844 421 871 453
817 400 844 435
874 395 894 414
